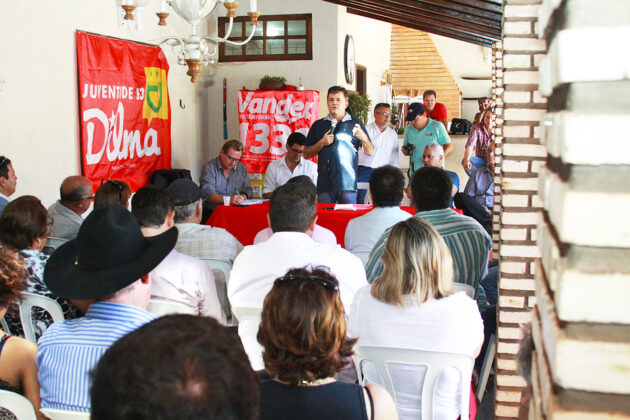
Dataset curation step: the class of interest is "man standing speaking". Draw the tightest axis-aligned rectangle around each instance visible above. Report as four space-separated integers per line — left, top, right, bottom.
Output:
304 86 373 204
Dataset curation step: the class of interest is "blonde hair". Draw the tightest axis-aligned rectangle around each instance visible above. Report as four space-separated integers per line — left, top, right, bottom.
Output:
371 217 454 306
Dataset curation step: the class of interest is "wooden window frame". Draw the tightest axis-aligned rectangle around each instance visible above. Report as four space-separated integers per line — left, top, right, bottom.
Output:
218 13 312 62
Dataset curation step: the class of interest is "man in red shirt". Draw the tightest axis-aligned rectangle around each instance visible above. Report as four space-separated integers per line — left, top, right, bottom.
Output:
423 89 448 129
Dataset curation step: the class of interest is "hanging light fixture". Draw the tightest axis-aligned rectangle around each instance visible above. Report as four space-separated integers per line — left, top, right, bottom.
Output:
120 0 261 82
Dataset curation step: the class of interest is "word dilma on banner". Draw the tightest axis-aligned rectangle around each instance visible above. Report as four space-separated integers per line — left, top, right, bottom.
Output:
83 102 162 165
81 83 145 101
238 92 316 123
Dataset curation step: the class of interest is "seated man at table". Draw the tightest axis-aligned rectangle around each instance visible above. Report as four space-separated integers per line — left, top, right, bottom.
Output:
262 132 317 199
254 176 336 245
200 139 253 218
344 165 410 252
228 181 367 315
365 166 491 304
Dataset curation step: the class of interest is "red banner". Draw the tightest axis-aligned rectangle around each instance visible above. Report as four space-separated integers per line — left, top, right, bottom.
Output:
77 31 171 192
238 90 319 173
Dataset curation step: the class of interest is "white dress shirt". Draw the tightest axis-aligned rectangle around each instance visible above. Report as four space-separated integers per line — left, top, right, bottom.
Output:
228 231 367 314
150 249 225 323
344 206 411 252
349 288 483 420
358 122 400 168
262 155 318 194
253 225 337 245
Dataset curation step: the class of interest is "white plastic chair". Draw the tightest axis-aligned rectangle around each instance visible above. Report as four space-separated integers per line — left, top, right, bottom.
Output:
19 292 64 343
199 258 233 324
0 318 10 335
452 283 475 299
356 182 371 204
232 306 264 371
40 408 90 419
146 299 196 317
353 345 473 420
351 249 371 268
476 333 496 402
199 258 232 285
0 390 37 420
45 237 68 250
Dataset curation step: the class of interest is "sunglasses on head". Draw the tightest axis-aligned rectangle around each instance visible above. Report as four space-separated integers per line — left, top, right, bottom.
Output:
275 273 339 291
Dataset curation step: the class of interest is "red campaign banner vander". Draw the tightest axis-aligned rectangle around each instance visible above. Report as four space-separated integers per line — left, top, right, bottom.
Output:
238 90 319 174
77 31 171 192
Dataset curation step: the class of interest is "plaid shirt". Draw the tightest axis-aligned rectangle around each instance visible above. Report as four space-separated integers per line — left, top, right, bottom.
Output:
174 223 243 262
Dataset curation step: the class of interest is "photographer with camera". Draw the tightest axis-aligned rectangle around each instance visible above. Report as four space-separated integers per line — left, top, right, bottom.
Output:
402 103 452 176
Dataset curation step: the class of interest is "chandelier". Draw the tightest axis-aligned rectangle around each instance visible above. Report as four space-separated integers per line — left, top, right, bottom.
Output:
120 0 261 82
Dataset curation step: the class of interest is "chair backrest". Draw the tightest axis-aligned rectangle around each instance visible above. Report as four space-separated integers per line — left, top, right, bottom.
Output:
146 299 196 317
452 282 475 299
40 408 91 419
351 249 371 268
0 390 37 420
199 258 233 324
0 318 10 335
231 306 264 371
353 345 473 420
356 182 371 204
45 237 68 251
19 292 64 342
199 258 232 285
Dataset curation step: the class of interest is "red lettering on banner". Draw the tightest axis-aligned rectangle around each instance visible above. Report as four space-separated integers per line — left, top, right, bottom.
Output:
238 90 319 174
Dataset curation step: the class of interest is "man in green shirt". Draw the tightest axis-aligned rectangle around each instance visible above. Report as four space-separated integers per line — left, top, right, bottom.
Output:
402 103 452 175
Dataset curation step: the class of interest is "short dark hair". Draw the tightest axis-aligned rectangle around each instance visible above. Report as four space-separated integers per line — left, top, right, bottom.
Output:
269 182 316 233
410 166 452 211
286 132 306 147
91 315 259 420
94 179 131 209
369 165 405 207
423 89 437 99
131 185 174 228
60 184 91 204
327 86 349 100
0 196 48 251
374 103 391 112
257 267 356 385
0 156 11 179
285 175 316 191
221 139 244 154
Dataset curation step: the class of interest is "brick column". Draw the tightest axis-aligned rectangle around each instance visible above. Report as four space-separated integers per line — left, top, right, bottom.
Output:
530 0 630 418
495 0 546 418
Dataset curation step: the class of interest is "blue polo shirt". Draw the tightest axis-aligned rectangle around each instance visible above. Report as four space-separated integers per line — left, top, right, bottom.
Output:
305 113 371 193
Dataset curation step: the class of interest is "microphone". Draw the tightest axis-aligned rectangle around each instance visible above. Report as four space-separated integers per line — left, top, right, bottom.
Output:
330 119 337 134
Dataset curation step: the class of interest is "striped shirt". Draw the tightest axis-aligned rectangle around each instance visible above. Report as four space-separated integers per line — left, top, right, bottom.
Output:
37 302 155 412
365 209 491 302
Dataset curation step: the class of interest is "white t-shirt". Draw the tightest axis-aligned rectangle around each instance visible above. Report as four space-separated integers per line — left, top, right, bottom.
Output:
262 156 318 194
349 287 483 420
358 122 400 168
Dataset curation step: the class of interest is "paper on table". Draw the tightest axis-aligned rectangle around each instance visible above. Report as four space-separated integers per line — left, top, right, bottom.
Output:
333 204 357 210
240 199 267 206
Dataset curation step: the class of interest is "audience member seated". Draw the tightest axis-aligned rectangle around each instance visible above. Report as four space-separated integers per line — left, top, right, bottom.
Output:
0 156 17 214
228 182 366 314
254 176 336 245
0 248 43 420
91 315 259 420
365 167 491 304
200 139 253 219
131 186 225 322
94 178 131 209
350 217 483 420
421 143 459 207
47 176 93 240
344 165 410 252
0 196 80 338
462 110 493 176
257 267 397 420
455 142 495 237
423 89 448 129
37 205 175 411
262 132 317 199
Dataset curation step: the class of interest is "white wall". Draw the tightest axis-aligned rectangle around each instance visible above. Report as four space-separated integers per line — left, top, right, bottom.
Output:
429 33 493 121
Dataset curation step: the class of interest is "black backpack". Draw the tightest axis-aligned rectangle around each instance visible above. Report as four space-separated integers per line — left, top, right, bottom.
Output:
450 118 472 135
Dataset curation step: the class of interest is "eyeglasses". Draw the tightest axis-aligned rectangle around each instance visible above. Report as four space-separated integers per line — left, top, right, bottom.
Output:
225 154 241 164
289 148 304 154
375 111 392 117
81 195 95 201
47 217 54 227
275 273 339 291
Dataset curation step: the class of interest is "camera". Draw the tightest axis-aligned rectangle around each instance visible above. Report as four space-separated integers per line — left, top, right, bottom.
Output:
402 144 415 155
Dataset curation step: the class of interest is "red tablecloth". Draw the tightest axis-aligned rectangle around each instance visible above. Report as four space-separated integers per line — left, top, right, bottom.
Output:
207 202 415 247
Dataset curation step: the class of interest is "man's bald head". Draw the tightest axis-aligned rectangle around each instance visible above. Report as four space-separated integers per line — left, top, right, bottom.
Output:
60 176 93 214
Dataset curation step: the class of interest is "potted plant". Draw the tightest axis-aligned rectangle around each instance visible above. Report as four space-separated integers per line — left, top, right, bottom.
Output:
259 75 287 90
347 93 371 124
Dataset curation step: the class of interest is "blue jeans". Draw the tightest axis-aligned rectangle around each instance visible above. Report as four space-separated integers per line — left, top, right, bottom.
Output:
356 166 373 204
318 191 357 204
462 156 487 176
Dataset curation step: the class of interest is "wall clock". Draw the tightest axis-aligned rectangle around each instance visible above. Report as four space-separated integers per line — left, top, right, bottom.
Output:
344 34 355 85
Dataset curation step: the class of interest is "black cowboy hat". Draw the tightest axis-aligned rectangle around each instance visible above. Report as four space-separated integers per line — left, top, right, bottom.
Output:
44 205 177 300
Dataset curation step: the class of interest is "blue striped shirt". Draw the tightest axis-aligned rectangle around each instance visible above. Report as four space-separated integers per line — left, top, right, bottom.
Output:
365 209 491 302
37 301 155 412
